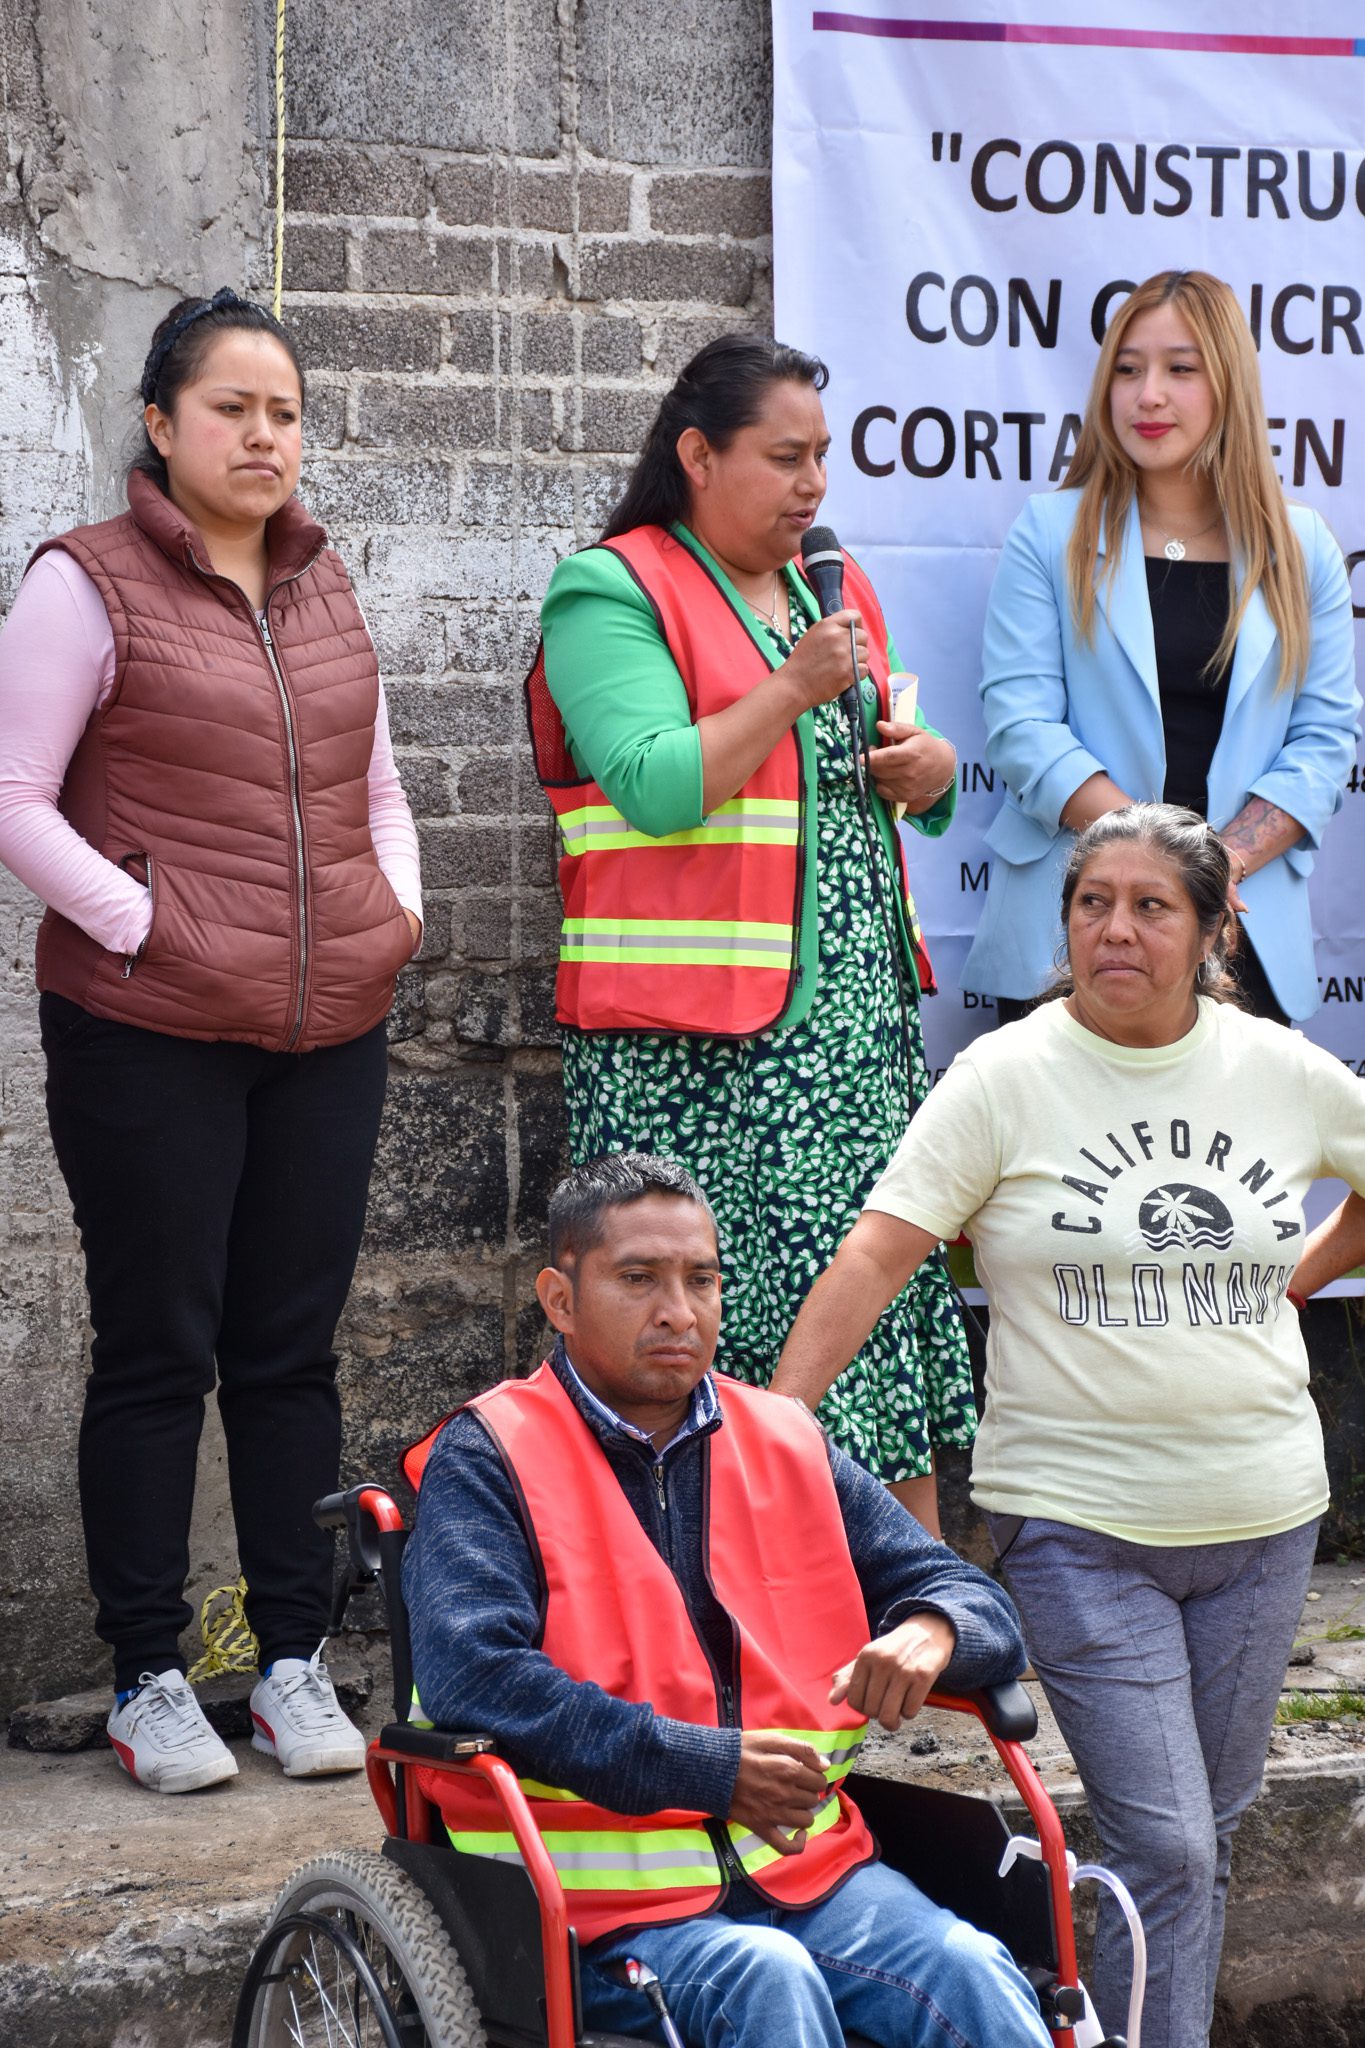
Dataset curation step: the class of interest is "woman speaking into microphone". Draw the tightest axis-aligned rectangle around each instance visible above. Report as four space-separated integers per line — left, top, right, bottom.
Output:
526 334 971 1527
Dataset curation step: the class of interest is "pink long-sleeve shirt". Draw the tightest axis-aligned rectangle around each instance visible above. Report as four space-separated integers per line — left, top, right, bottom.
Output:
0 550 422 960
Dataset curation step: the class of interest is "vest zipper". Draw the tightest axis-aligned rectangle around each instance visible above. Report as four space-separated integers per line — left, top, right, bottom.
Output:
255 608 310 1048
186 544 323 1050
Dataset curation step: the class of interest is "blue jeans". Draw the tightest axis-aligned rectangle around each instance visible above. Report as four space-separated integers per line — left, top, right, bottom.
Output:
580 1859 1051 2047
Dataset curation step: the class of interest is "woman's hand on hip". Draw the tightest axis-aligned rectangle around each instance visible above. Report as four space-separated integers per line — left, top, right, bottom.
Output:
868 723 956 812
778 609 868 713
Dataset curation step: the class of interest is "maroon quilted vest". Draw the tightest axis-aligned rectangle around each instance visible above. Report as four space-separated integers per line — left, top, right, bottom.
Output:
31 471 412 1052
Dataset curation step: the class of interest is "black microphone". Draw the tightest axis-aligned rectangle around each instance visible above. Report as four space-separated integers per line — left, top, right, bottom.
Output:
800 524 861 723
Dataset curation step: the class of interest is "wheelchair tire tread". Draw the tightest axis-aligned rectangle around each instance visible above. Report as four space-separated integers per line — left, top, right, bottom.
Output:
242 1846 485 2046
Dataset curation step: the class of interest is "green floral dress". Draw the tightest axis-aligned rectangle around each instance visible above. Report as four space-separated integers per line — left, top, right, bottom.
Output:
562 609 976 1483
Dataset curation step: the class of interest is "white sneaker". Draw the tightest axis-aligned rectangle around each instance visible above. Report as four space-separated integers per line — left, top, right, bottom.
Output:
249 1646 366 1776
107 1669 239 1793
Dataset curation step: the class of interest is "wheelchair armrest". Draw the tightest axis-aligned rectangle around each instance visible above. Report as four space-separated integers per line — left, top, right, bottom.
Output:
925 1680 1038 1742
962 1680 1038 1742
378 1723 499 1762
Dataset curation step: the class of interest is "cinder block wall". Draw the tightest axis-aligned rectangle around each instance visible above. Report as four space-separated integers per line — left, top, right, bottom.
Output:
0 0 775 1708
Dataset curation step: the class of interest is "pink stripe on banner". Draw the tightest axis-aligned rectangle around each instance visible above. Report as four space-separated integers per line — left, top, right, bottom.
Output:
810 14 1363 58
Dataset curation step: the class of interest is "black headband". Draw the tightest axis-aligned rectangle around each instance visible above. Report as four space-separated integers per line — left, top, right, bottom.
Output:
139 288 255 404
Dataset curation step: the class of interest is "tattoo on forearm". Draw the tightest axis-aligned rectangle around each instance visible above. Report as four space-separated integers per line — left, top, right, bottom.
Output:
1221 796 1303 867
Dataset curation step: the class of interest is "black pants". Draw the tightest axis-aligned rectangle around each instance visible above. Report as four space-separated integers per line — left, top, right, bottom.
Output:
41 995 389 1691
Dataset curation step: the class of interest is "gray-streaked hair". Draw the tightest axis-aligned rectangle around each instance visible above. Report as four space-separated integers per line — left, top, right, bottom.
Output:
547 1152 716 1266
1044 802 1242 1006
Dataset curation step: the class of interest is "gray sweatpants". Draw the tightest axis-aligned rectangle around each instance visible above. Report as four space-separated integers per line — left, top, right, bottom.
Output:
991 1514 1319 2048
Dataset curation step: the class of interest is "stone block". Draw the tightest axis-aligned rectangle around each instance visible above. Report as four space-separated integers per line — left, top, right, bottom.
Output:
303 381 348 449
648 172 771 239
387 962 426 1043
362 227 494 296
577 385 664 454
579 239 754 306
452 968 514 1047
496 236 560 300
284 0 560 155
583 314 642 376
513 1070 568 1240
519 388 556 452
384 679 517 747
363 527 560 604
420 820 552 891
519 311 574 377
457 753 519 815
451 891 514 962
519 886 564 960
432 159 502 227
451 602 541 675
578 459 633 528
286 144 427 218
286 303 442 373
337 1276 507 1454
282 223 349 292
366 607 447 676
365 1065 509 1254
414 900 452 961
447 309 500 372
394 749 451 816
357 381 501 451
299 455 450 528
577 0 772 168
508 165 633 233
651 310 766 380
461 460 575 530
516 963 561 1048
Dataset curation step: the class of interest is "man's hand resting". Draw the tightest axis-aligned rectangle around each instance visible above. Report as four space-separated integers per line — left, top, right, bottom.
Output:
727 1730 828 1858
829 1613 956 1733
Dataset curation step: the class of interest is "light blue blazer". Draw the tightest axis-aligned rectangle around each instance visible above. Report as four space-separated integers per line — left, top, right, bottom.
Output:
961 489 1360 1020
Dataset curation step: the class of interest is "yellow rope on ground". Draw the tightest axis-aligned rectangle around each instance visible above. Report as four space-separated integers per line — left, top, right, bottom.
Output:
186 1577 260 1684
272 0 287 319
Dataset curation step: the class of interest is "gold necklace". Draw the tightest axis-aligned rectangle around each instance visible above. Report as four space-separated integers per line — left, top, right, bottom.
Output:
1141 505 1224 562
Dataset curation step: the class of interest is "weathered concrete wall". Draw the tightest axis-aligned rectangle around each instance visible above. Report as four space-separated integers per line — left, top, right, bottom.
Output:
0 0 774 1710
0 0 267 1709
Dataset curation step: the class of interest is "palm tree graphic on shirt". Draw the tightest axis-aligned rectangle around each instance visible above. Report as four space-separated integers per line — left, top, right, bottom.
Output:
1129 1183 1237 1254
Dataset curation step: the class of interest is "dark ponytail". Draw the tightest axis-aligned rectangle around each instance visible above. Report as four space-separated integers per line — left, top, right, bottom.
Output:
131 288 307 491
600 334 828 541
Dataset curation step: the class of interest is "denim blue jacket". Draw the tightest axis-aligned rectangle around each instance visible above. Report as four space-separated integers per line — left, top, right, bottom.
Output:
402 1342 1025 1823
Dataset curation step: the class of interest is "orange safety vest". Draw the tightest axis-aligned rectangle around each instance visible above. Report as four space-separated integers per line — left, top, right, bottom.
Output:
407 1366 877 1943
524 524 931 1036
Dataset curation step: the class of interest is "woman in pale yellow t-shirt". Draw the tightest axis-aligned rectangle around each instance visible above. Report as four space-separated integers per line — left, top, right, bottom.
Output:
774 803 1365 2048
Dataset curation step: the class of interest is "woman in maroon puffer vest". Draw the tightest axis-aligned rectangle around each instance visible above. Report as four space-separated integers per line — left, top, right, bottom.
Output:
0 290 422 1792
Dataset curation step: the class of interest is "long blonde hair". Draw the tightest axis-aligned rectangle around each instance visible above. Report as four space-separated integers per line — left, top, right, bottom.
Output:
1064 270 1310 692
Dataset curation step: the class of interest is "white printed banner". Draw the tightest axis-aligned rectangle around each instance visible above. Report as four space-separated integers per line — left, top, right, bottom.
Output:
773 1 1365 1273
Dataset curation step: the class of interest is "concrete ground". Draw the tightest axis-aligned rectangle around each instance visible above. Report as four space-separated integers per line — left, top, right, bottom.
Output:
3 1575 1364 2048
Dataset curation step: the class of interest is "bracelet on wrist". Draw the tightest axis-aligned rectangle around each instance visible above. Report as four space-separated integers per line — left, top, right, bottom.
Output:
1286 1288 1308 1313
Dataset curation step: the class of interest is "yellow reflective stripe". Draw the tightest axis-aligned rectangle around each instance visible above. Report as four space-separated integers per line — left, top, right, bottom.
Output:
447 1823 723 1892
728 1790 843 1875
408 1687 433 1732
561 918 793 970
557 796 799 856
771 1726 868 1784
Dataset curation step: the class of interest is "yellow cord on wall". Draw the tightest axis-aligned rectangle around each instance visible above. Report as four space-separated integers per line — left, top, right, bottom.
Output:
272 0 287 319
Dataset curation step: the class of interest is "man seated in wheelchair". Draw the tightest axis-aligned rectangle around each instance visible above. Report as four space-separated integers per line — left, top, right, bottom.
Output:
403 1152 1052 2048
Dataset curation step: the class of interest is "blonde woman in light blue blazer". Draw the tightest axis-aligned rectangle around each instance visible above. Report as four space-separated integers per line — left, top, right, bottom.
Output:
963 270 1358 1023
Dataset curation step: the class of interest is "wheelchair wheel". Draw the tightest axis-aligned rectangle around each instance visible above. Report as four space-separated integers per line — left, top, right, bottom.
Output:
234 1847 485 2047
